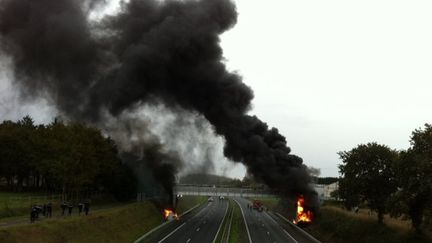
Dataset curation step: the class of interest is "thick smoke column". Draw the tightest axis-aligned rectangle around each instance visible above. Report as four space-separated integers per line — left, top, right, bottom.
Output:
0 0 103 113
0 0 318 208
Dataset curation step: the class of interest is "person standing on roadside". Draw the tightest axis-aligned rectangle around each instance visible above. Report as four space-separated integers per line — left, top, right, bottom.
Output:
30 206 37 223
61 202 67 216
78 203 84 215
47 203 52 218
84 201 90 215
67 203 73 216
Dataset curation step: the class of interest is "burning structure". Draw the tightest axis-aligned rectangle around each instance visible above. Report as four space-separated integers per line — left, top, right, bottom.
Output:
294 195 314 226
0 0 318 211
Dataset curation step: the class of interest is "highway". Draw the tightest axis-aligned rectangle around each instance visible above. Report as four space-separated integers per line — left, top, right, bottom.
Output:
144 198 228 243
235 197 299 243
141 196 319 243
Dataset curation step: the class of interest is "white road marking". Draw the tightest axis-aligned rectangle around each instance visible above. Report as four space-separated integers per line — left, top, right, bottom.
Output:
263 212 298 243
194 205 209 218
276 213 320 243
283 229 299 243
158 223 186 243
134 203 203 243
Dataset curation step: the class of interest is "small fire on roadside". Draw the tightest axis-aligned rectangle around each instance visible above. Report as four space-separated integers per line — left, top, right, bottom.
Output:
293 195 313 226
163 209 179 221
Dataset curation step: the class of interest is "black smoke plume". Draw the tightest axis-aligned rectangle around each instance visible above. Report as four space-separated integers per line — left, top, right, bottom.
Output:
0 0 318 209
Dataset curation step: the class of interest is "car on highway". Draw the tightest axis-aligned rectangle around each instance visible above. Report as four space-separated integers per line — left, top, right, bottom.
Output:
208 197 214 202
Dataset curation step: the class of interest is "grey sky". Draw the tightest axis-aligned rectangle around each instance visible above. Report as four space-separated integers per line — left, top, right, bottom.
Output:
221 0 432 177
1 0 431 179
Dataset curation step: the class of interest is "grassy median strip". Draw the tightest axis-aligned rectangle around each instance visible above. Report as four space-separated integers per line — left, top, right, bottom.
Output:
213 199 231 243
229 200 249 243
215 199 233 243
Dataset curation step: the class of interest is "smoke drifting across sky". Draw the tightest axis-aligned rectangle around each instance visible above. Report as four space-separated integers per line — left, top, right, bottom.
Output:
0 0 317 207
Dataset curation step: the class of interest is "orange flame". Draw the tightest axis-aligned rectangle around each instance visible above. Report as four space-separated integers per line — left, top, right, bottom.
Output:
163 209 178 220
294 195 313 224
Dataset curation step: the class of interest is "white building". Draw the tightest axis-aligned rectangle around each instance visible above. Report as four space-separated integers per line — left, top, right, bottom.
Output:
313 181 339 201
324 182 338 198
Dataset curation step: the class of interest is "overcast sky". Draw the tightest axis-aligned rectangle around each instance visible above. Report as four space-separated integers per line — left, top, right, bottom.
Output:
2 0 432 178
220 0 432 177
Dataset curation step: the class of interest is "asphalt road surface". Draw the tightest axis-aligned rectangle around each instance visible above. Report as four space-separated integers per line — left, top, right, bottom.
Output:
147 198 228 243
235 197 298 243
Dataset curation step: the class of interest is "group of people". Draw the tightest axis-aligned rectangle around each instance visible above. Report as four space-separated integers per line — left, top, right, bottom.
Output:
60 201 91 216
30 203 53 223
30 201 91 223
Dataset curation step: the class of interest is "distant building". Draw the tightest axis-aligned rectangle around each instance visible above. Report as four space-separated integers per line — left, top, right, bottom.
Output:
313 181 339 201
313 184 325 200
324 182 338 198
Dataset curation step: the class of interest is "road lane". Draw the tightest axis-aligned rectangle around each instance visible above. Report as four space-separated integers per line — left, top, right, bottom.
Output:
156 198 228 243
235 197 297 243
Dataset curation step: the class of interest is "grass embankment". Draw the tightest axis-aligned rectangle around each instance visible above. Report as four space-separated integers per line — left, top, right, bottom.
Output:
0 192 51 219
175 196 206 215
0 192 119 220
0 202 163 243
229 200 249 243
0 196 206 243
305 206 432 243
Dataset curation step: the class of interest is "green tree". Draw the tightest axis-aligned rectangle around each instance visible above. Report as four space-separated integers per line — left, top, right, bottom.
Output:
338 142 398 223
394 125 432 231
0 116 137 200
0 120 23 189
0 118 35 191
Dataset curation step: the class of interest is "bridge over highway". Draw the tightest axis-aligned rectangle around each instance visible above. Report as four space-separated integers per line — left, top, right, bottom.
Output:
174 184 277 198
136 184 278 205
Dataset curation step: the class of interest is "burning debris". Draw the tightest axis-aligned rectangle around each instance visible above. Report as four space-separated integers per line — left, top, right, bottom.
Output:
163 209 179 221
294 195 313 227
0 0 318 210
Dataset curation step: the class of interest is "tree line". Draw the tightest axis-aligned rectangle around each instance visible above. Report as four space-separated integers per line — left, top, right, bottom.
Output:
0 116 137 201
338 124 432 232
